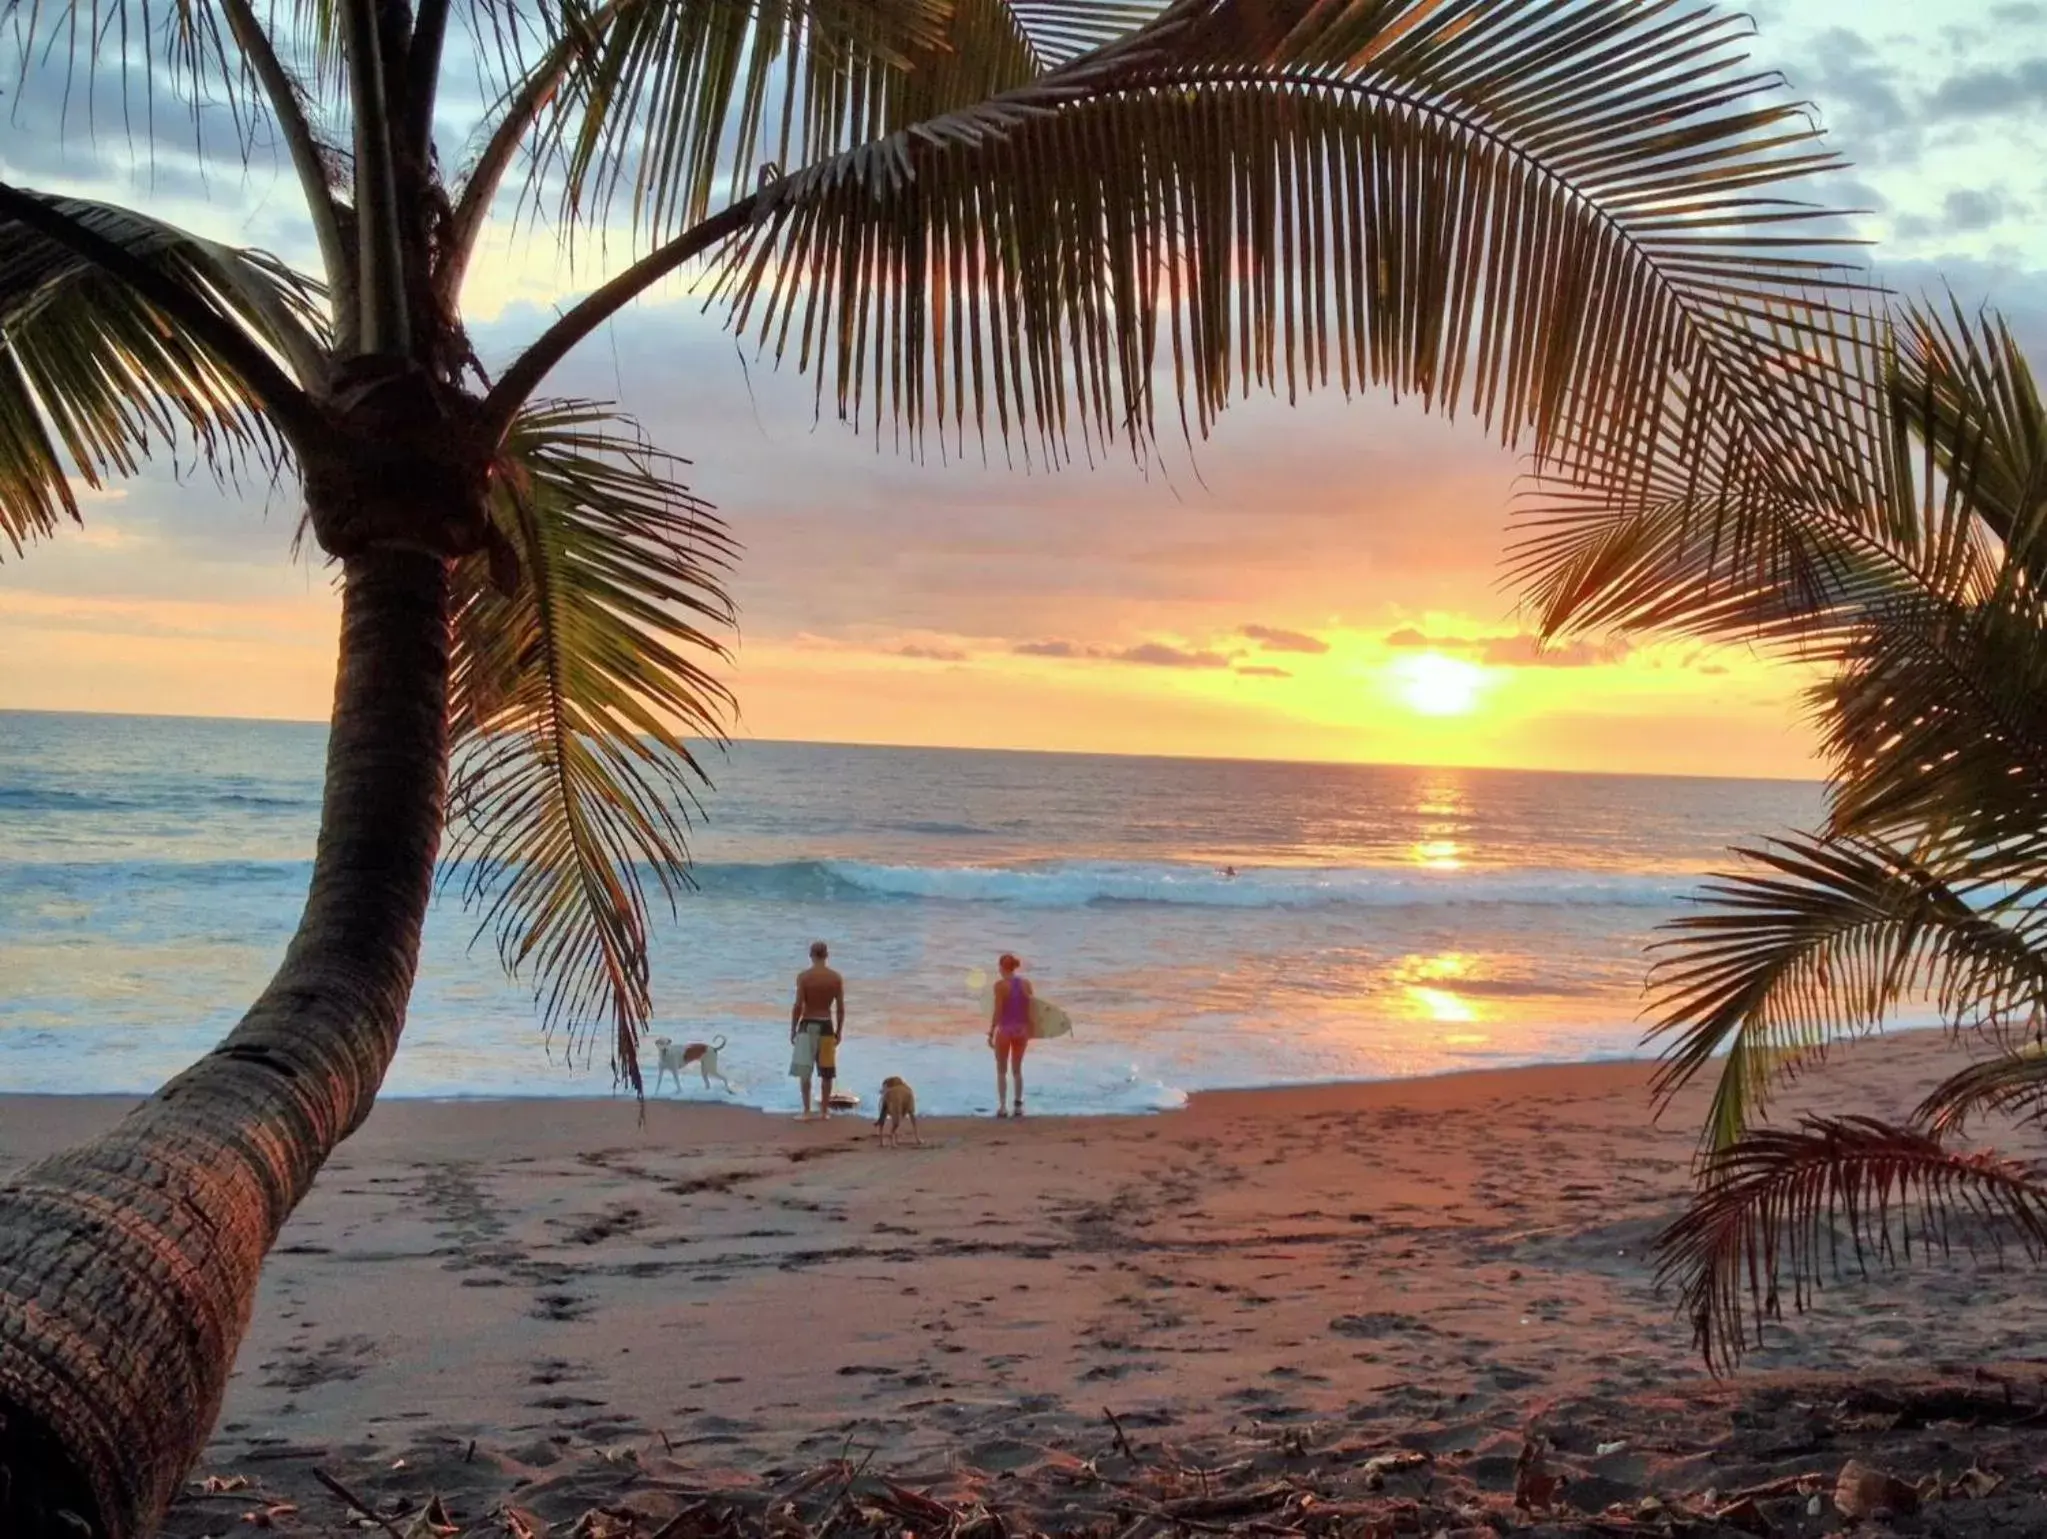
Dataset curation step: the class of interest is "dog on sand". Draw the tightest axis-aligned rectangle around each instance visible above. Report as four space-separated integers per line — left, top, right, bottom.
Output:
652 1035 731 1094
875 1076 920 1147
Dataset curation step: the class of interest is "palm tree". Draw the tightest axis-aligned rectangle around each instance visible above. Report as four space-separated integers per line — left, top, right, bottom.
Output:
1514 302 2047 1368
0 0 1856 1530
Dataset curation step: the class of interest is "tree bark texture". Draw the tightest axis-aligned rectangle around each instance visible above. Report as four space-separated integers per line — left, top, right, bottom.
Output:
0 547 453 1538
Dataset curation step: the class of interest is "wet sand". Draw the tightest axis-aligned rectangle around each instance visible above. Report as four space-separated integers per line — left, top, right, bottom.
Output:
6 1030 2045 1535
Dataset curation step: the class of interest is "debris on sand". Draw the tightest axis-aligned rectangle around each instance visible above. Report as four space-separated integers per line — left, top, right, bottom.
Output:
162 1369 2047 1539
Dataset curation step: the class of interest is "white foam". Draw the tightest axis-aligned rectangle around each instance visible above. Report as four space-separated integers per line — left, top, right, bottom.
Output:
819 859 1690 909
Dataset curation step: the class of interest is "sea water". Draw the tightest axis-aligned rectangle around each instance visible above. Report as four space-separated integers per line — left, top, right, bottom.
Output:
0 710 1822 1113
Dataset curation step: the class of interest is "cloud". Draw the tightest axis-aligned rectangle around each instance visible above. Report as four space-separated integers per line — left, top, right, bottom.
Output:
1945 187 2011 233
1386 625 1491 650
1012 638 1231 669
1241 624 1329 654
893 643 968 662
1477 634 1632 668
1925 58 2047 121
1798 28 1922 166
1015 640 1086 658
1115 643 1231 669
1236 665 1291 678
1384 627 1629 668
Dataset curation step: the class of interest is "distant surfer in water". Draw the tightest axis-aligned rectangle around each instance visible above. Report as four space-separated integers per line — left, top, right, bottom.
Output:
988 953 1034 1118
791 940 845 1120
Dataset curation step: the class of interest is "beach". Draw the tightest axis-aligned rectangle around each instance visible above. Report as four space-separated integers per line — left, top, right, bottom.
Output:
11 1029 2047 1535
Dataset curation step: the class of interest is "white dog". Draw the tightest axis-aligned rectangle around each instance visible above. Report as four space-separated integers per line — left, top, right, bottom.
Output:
652 1035 731 1094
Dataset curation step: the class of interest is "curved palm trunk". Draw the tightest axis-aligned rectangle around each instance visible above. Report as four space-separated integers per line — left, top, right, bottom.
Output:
0 547 454 1539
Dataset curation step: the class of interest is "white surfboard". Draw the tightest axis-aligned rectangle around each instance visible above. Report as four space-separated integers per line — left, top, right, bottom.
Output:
1029 996 1073 1041
977 984 1072 1040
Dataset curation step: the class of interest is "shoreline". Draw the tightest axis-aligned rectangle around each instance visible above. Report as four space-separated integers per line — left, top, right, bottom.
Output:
7 1023 1962 1126
10 1031 2041 1535
0 1045 1662 1122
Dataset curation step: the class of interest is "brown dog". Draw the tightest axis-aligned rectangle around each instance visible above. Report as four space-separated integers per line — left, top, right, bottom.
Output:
875 1076 920 1147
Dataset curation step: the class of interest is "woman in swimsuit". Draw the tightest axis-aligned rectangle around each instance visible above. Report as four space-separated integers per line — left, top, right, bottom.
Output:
988 953 1033 1117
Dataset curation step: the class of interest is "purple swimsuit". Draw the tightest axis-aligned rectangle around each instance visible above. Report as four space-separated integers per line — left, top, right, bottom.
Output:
996 977 1032 1040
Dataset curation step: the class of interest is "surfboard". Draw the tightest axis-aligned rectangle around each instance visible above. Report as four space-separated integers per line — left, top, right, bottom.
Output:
1029 996 1073 1041
826 1091 860 1111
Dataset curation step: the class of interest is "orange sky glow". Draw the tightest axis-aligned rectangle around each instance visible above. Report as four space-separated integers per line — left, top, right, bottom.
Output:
11 0 2043 783
0 338 1823 777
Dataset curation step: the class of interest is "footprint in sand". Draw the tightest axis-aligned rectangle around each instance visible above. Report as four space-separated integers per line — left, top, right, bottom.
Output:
1330 1312 1436 1339
258 1333 377 1392
528 1358 590 1386
531 1292 594 1322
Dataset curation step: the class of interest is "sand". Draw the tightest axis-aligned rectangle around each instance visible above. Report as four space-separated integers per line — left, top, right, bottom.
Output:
7 1031 2047 1536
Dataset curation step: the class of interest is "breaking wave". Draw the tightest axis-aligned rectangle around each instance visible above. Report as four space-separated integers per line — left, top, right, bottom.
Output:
690 858 1696 909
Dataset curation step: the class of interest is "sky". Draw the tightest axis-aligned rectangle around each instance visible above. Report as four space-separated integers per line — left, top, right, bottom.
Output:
3 0 2044 778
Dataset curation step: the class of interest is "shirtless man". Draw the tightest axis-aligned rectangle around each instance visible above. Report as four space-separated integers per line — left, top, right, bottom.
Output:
790 940 845 1119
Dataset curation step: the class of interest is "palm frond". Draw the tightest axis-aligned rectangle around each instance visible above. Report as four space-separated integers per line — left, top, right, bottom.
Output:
1657 1116 2047 1370
1 0 350 160
516 0 1107 240
445 400 737 1091
1507 480 1918 649
1648 833 2047 1150
1890 300 2047 572
710 0 1861 494
1816 578 2047 858
0 192 327 556
1506 294 2040 648
1917 1042 2047 1137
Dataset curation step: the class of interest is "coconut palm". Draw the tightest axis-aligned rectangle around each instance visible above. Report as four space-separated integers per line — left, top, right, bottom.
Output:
1514 302 2047 1368
0 0 1856 1530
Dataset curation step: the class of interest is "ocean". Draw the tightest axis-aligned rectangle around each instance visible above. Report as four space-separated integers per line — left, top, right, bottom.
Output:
0 710 1822 1114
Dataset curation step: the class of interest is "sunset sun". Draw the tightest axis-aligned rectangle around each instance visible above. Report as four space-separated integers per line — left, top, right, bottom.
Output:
1392 652 1487 716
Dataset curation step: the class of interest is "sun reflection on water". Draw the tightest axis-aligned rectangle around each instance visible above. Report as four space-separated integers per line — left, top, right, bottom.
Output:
1407 985 1477 1022
1414 774 1470 821
1391 951 1489 1030
1410 773 1472 870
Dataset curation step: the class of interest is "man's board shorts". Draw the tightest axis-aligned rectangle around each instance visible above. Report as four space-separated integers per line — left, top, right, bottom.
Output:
814 1028 838 1076
791 1019 833 1076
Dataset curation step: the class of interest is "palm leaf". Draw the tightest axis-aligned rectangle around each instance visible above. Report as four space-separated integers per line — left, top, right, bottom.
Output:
1889 300 2047 572
0 192 327 556
1648 833 2047 1150
1917 1043 2047 1137
1508 480 1917 649
1507 297 2037 649
0 0 351 157
709 0 1861 497
512 0 1127 239
444 400 737 1092
1657 1116 2047 1369
1815 580 2047 859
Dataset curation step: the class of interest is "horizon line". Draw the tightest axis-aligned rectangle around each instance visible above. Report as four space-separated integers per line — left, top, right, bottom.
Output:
0 705 1825 787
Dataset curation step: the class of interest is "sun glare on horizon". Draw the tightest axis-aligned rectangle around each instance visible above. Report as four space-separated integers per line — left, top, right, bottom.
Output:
1392 652 1487 716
